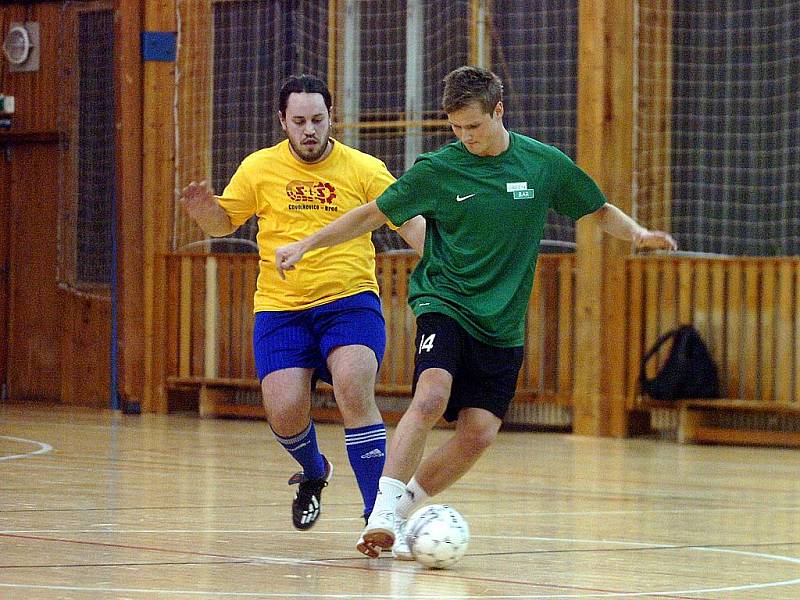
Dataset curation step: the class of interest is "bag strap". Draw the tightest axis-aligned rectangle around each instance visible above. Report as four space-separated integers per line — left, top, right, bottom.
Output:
639 327 683 384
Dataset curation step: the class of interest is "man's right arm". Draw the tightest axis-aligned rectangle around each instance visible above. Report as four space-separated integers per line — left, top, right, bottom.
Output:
275 200 389 279
179 180 237 237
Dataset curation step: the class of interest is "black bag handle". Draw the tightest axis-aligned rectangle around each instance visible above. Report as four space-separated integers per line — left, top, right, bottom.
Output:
639 326 686 387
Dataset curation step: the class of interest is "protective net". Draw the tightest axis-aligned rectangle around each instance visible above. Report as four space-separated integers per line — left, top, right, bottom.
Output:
490 0 579 245
173 0 581 253
57 5 116 297
635 1 800 255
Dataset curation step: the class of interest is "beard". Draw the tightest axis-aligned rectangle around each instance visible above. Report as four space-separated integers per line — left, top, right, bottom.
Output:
288 130 331 163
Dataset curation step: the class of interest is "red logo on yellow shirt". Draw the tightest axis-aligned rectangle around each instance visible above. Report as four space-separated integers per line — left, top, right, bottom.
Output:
287 181 337 204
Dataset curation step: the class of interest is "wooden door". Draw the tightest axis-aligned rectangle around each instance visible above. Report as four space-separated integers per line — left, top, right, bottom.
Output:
5 140 63 401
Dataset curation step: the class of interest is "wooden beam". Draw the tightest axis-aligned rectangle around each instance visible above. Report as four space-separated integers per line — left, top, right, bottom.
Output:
116 0 145 409
574 0 635 437
142 0 177 412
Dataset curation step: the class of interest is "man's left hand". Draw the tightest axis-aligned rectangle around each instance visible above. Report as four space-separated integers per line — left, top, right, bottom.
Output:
633 229 678 251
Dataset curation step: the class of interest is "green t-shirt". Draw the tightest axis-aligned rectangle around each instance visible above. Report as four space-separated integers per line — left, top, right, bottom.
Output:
376 131 607 347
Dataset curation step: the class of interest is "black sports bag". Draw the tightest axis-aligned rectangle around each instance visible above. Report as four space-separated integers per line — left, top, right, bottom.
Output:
639 325 721 401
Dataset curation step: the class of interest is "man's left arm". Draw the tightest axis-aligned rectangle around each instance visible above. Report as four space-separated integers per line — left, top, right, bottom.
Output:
395 216 426 255
594 202 677 250
275 200 390 279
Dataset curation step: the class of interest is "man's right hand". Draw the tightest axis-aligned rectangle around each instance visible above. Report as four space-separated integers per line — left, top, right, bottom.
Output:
178 180 236 237
179 180 216 221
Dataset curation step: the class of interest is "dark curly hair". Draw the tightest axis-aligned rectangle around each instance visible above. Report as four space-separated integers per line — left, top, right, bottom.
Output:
278 75 333 116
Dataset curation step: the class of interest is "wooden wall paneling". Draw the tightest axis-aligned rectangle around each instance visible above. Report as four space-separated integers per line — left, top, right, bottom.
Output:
22 2 130 409
61 295 111 407
542 259 560 395
742 262 760 400
242 261 257 377
142 0 177 412
605 248 629 435
625 259 643 404
216 257 232 379
774 260 794 405
191 257 206 377
164 256 180 381
376 256 392 388
0 3 61 134
794 262 800 406
759 261 776 403
522 263 542 394
653 259 675 371
557 256 574 398
661 259 677 332
725 261 743 397
376 252 417 394
709 261 726 376
677 260 693 325
400 254 416 386
643 261 660 375
57 2 118 408
382 255 402 389
6 143 62 401
693 260 710 343
0 139 9 393
229 258 244 379
178 256 192 379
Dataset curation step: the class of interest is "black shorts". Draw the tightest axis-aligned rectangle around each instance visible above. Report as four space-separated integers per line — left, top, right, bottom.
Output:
412 313 524 422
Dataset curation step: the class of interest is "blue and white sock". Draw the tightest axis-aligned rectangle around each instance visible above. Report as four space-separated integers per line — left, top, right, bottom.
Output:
273 421 326 480
345 423 387 516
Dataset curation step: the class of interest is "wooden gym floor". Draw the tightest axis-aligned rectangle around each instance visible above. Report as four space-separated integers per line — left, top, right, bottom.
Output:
1 403 799 599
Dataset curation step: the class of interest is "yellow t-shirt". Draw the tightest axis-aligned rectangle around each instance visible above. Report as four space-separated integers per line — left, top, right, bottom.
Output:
217 138 396 312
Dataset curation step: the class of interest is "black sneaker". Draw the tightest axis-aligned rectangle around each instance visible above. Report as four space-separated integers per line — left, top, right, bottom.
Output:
288 457 333 530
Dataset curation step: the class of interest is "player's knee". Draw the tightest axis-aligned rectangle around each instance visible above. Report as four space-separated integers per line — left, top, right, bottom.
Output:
332 368 374 405
261 394 308 431
459 416 500 453
469 424 498 453
335 387 376 418
410 389 449 423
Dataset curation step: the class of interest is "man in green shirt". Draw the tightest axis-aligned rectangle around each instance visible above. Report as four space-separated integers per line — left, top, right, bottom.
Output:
275 66 677 559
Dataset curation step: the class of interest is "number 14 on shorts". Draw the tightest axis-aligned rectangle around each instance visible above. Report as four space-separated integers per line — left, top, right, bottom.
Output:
418 333 436 353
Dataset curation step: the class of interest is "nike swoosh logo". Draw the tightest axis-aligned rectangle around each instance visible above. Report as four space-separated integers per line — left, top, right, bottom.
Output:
456 193 476 202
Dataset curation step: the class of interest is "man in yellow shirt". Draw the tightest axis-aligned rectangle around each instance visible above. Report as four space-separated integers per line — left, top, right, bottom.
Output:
180 75 424 532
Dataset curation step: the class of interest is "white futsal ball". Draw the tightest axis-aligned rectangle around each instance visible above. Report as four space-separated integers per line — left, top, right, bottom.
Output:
405 504 469 569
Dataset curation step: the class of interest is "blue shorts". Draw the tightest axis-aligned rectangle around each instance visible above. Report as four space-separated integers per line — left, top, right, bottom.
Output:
253 291 386 384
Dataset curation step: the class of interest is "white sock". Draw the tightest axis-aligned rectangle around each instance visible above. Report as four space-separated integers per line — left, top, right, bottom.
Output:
395 477 430 519
372 476 406 516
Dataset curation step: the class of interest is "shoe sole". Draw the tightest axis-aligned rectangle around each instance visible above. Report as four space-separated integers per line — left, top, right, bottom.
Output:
356 528 394 558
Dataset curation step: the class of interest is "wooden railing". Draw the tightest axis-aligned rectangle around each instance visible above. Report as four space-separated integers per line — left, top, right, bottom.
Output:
626 255 800 409
163 251 800 440
163 252 578 406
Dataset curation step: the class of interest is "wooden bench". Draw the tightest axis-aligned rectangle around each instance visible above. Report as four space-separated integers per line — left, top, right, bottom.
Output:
677 399 800 447
166 376 412 424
